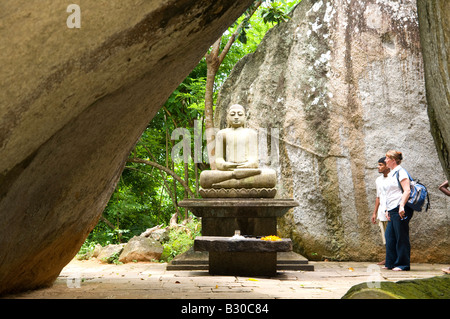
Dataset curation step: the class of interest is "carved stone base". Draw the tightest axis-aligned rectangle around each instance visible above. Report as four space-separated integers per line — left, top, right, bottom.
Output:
199 187 277 198
194 236 293 276
169 198 315 273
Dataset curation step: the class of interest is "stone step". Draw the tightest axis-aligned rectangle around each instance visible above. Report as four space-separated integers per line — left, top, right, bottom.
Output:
167 249 314 271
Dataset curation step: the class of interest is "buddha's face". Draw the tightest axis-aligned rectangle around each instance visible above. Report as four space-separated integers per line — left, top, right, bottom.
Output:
227 105 245 128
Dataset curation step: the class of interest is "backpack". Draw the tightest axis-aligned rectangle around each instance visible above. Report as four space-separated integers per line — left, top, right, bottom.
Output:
394 169 430 212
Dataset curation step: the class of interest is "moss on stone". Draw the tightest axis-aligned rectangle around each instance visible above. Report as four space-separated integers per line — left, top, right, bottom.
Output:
342 275 450 299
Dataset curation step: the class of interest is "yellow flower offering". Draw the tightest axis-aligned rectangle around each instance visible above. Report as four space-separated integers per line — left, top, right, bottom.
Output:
261 235 281 241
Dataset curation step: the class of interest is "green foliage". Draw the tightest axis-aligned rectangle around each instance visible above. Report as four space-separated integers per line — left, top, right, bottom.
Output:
103 252 123 265
160 219 202 262
260 1 293 24
76 240 99 260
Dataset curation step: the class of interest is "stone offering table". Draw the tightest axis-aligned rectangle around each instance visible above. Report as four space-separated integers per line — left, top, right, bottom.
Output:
167 198 314 274
179 198 298 237
194 236 292 276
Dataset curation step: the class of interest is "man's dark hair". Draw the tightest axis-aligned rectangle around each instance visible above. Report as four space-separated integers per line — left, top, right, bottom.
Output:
378 156 386 164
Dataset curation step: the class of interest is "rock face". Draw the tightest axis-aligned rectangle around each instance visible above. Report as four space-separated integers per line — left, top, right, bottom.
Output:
0 0 254 295
216 0 450 262
118 236 163 263
97 244 125 263
417 0 450 181
342 275 450 299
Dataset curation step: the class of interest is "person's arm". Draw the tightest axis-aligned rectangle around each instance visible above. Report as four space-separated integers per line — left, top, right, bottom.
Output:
439 180 450 196
399 177 410 219
372 197 380 224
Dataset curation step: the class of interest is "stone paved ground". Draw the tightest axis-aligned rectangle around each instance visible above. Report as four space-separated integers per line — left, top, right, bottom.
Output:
4 259 447 299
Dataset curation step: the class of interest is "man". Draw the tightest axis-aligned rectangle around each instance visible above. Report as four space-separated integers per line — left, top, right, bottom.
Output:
371 157 390 265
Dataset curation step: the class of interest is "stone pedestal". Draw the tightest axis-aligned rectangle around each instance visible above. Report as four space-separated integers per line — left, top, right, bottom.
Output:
179 198 297 236
195 236 292 276
167 198 314 273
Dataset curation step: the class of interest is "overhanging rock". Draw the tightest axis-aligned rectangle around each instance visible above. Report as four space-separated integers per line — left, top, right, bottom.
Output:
0 0 254 295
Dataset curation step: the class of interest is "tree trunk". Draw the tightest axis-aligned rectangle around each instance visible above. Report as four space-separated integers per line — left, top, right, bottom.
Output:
204 39 221 170
203 1 263 170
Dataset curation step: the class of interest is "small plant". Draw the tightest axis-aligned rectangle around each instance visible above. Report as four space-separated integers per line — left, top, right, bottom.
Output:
103 252 123 265
160 219 201 262
76 241 98 260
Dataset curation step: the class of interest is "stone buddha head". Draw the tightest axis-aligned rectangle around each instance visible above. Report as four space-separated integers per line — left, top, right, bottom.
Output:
226 104 246 128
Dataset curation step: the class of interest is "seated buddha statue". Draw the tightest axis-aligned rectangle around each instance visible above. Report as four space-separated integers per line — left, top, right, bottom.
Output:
199 104 276 196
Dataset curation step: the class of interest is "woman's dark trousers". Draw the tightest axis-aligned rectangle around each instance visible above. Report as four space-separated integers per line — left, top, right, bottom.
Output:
385 206 414 270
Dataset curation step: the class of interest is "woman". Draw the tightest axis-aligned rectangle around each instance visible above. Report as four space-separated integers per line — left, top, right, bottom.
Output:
383 150 414 271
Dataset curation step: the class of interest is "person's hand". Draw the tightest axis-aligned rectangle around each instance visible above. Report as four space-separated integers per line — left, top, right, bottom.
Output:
399 205 406 220
385 210 390 221
371 213 377 224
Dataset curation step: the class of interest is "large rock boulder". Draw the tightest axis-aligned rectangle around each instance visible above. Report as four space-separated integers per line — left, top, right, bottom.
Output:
0 0 254 295
417 0 450 181
118 236 164 263
216 0 450 262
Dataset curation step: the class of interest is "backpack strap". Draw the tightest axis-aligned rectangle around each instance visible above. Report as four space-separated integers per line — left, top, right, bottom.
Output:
425 192 430 211
393 168 412 191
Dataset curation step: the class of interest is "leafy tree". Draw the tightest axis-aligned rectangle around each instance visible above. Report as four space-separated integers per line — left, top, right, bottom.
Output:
204 0 295 168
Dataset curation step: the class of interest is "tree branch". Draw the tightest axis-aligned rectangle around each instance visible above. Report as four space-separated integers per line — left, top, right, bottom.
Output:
127 157 195 198
218 0 263 64
100 215 116 230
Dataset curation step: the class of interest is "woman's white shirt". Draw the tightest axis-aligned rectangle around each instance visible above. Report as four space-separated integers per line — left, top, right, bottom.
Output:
384 165 409 211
